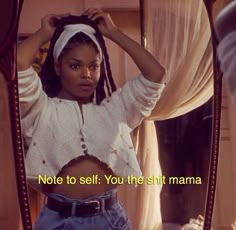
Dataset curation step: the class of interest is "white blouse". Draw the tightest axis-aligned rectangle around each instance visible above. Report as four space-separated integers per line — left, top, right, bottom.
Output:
18 67 165 191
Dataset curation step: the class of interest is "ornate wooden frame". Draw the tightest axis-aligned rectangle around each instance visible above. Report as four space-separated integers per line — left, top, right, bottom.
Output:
0 0 32 229
203 1 222 229
0 0 221 229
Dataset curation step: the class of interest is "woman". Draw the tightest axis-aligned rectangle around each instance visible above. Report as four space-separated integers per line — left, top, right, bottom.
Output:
17 8 166 230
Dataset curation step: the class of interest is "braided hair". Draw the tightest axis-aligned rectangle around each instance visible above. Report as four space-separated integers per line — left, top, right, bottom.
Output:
40 15 116 104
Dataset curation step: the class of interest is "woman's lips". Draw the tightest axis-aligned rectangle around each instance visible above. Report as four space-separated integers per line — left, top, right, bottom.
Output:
77 83 93 90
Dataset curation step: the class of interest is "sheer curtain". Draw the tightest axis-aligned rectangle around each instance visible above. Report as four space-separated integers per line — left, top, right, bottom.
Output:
118 1 213 229
146 0 213 119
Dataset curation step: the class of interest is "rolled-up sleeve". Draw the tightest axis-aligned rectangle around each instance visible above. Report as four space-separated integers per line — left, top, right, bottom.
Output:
120 75 165 129
18 67 48 140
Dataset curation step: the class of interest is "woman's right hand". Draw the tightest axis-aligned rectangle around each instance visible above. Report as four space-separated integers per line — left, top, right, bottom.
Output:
17 13 69 71
39 14 70 43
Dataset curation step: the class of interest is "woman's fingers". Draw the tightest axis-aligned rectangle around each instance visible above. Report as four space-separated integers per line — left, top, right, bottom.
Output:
83 8 100 15
42 13 71 29
83 8 117 38
83 8 103 19
51 13 71 26
90 12 109 21
42 13 70 24
50 13 71 22
84 9 110 23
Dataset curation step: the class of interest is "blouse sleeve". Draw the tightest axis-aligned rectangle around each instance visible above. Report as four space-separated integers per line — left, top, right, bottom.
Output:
18 67 48 143
119 74 165 130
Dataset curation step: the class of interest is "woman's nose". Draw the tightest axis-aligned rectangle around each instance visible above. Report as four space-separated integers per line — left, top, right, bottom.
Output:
81 67 91 79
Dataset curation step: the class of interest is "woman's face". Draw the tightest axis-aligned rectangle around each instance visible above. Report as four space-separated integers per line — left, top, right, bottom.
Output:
55 43 101 104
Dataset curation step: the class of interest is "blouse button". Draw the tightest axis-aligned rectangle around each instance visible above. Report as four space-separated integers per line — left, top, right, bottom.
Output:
81 138 85 142
83 150 88 154
42 160 46 164
81 144 86 149
112 150 118 154
33 142 36 146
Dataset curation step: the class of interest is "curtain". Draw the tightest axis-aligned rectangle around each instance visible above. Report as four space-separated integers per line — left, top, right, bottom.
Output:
146 0 213 120
117 1 213 229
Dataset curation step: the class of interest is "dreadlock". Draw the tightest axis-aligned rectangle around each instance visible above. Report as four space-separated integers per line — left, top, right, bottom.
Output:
40 15 116 105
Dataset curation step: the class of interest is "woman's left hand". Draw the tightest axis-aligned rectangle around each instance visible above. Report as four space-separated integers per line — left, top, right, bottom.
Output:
83 8 117 38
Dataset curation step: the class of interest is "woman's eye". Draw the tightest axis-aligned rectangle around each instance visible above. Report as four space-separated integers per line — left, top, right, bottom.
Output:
90 65 99 71
70 64 80 69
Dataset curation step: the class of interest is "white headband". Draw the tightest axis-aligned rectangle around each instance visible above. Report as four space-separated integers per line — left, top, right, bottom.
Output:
53 24 103 62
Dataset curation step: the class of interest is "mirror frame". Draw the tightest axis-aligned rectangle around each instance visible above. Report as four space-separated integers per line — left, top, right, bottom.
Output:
0 0 32 229
203 0 223 229
0 0 222 229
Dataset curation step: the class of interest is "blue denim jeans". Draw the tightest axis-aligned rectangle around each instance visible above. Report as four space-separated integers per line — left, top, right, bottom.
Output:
34 189 132 230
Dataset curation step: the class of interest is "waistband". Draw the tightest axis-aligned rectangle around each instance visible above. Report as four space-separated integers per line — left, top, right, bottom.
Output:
45 188 118 217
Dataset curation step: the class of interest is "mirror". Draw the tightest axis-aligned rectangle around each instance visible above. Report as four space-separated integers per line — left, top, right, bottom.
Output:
0 0 221 229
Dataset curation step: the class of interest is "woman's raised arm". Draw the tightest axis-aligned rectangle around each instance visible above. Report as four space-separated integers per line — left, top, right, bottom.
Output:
84 8 166 84
17 14 68 71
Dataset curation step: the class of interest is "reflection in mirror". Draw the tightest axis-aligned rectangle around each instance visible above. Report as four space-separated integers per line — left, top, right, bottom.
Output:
16 0 215 229
18 1 152 229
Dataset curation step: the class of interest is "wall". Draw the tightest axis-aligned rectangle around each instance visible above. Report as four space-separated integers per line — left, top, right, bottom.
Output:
18 0 139 34
19 0 84 34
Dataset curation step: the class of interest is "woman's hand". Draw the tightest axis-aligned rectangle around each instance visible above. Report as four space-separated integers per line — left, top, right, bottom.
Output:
84 8 165 84
83 8 117 39
39 14 70 43
17 13 69 70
